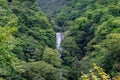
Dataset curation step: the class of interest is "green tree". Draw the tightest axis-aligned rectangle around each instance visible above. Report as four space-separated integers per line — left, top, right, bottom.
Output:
10 0 56 62
22 61 59 80
42 47 62 67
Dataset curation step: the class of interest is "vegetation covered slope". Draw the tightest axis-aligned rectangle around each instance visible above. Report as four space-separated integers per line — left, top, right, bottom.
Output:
10 0 56 62
37 0 70 18
37 0 72 32
58 0 120 79
38 0 120 79
0 0 63 80
1 0 120 80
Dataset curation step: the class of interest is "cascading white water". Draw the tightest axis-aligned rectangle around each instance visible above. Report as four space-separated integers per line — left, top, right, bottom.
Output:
56 32 64 51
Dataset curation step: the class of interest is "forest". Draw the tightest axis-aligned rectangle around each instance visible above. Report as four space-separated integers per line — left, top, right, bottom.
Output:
0 0 120 80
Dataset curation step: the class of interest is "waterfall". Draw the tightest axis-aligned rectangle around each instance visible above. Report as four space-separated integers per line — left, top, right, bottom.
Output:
56 32 64 51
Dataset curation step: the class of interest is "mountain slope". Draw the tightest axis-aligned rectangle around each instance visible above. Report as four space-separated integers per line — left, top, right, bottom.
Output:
60 0 120 79
8 0 56 61
37 0 120 79
1 0 120 80
0 0 63 80
37 0 70 17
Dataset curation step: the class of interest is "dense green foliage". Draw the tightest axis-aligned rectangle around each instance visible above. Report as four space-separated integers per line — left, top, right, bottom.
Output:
10 0 56 62
22 61 59 80
57 0 120 79
0 0 63 80
38 0 120 79
37 0 72 32
37 0 70 18
1 0 120 80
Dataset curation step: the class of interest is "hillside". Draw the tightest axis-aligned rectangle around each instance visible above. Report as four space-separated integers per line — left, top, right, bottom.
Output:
37 0 70 17
0 0 62 80
0 0 120 80
38 0 120 79
59 0 120 79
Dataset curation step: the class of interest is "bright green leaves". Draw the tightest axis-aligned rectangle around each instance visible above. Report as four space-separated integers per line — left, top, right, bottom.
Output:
10 0 56 62
109 5 120 16
75 17 88 29
101 33 120 55
0 0 58 79
0 1 23 78
95 17 120 42
99 33 120 66
0 22 21 77
0 0 62 80
22 61 59 80
106 18 120 29
0 26 16 53
92 33 120 74
43 47 62 67
0 16 17 53
60 0 120 79
38 29 55 48
62 37 79 64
